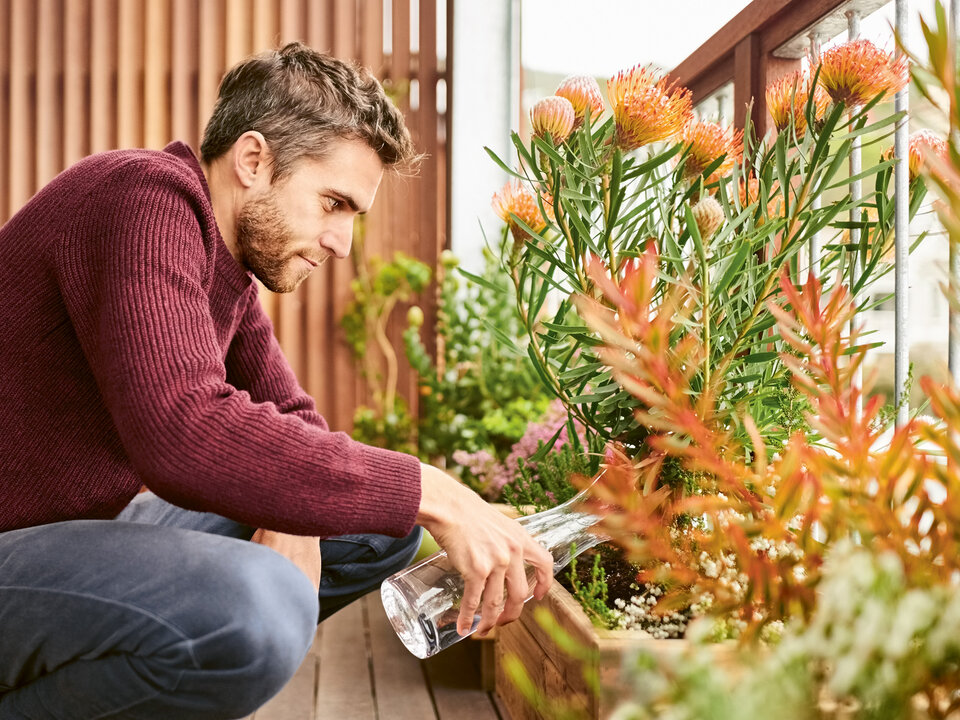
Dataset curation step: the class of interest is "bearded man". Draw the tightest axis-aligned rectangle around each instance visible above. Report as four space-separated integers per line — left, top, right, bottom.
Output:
0 43 552 720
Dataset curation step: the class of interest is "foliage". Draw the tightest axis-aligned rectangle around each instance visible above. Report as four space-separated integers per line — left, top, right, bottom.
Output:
403 249 551 467
500 441 589 513
340 230 430 454
567 547 620 630
488 54 927 472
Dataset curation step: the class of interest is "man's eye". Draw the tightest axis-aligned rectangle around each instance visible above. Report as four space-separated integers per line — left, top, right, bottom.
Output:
325 197 341 211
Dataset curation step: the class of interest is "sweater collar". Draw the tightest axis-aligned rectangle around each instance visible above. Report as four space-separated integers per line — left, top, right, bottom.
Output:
163 141 253 293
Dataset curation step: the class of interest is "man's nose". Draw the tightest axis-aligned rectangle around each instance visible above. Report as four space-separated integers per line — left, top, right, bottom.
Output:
321 219 354 259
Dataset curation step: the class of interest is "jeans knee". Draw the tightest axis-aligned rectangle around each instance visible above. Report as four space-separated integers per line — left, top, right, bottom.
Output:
188 545 318 714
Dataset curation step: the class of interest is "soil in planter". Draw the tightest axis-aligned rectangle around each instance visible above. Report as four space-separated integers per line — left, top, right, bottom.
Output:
558 543 696 638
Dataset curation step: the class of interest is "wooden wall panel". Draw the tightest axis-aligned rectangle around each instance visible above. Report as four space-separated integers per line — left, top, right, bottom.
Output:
1 0 451 436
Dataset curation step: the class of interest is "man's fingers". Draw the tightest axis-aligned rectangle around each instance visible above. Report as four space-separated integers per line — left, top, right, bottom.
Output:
475 568 507 636
458 578 484 636
497 561 529 625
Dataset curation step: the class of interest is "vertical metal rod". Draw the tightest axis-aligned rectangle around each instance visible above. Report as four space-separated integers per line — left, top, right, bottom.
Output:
950 0 960 380
847 10 863 417
894 0 911 427
809 32 822 281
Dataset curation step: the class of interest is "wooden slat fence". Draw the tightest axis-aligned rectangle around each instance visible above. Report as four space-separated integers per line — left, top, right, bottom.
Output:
0 0 450 432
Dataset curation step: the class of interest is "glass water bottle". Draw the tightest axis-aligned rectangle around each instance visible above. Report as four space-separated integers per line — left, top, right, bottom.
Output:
380 485 606 659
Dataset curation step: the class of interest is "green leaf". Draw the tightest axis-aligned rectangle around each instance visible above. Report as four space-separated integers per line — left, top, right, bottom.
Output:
715 241 752 296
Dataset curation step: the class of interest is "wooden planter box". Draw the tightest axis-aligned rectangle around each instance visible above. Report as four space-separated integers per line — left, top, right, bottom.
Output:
495 580 706 720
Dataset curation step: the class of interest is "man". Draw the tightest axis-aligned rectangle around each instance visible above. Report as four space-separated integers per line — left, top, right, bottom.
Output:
0 43 553 719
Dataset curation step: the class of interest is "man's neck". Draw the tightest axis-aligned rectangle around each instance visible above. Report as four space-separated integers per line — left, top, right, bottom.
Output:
201 159 242 265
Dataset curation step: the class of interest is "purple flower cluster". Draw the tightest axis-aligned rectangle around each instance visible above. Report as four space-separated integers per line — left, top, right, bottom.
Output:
453 399 586 499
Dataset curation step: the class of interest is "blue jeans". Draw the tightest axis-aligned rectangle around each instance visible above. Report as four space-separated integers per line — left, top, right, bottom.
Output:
0 493 423 719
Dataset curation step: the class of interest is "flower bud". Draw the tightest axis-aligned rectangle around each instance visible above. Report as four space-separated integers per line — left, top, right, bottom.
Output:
691 196 724 241
407 305 424 328
555 75 604 127
530 96 576 144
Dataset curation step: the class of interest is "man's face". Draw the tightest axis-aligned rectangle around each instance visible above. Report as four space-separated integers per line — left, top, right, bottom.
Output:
235 138 384 293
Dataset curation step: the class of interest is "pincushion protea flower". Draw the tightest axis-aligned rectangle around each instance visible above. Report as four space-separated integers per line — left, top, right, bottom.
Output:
530 96 576 144
492 180 548 243
680 120 743 182
884 129 949 181
690 196 724 241
765 71 830 137
737 176 784 219
818 39 908 107
555 74 604 127
607 64 693 151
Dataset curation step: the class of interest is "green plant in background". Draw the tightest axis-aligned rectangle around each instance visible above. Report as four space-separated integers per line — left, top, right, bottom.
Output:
341 228 430 454
488 46 927 474
403 248 551 477
501 441 588 512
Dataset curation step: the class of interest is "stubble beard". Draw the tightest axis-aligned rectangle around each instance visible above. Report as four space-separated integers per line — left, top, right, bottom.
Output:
235 191 309 294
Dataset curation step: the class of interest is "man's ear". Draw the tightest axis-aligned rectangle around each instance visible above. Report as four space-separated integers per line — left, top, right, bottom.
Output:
232 131 272 189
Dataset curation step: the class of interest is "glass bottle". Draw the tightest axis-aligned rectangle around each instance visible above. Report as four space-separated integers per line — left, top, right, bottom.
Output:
380 484 606 659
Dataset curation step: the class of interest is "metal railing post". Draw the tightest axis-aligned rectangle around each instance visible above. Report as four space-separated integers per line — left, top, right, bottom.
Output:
847 10 864 416
809 32 822 281
895 0 911 426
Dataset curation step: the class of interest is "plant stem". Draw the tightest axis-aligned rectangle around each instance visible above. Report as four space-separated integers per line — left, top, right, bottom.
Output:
376 296 399 415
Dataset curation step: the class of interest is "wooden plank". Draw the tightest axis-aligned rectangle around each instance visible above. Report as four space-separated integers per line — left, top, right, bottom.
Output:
367 592 438 720
315 594 377 720
198 0 225 134
8 0 36 213
280 0 307 43
89 0 116 154
117 0 144 149
423 640 500 720
35 0 62 188
306 0 332 53
171 0 200 148
144 0 170 149
63 0 90 166
254 651 318 720
225 0 253 66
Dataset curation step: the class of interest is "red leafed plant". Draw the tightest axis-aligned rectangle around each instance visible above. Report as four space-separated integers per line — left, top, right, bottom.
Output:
576 244 960 636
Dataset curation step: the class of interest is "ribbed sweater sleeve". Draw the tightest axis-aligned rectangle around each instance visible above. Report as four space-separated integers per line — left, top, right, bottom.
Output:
52 155 421 537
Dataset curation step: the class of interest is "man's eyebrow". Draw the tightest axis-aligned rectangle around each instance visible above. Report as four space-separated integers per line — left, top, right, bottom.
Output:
324 189 363 213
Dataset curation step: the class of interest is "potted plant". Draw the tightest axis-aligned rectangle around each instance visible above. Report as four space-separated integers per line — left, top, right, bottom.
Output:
487 32 940 719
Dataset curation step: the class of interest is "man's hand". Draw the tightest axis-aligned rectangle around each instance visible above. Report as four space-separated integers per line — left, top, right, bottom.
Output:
416 463 554 637
250 529 322 592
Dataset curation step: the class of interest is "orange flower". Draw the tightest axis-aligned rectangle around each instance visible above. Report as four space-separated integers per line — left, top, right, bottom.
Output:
679 120 743 181
492 180 548 242
607 64 693 151
765 71 830 137
737 176 784 219
817 39 909 107
555 74 604 127
883 129 949 181
530 96 576 144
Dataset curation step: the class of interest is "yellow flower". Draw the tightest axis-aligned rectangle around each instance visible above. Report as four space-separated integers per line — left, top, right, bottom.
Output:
765 71 830 137
680 120 743 182
555 75 604 127
817 39 909 107
530 96 576 144
883 129 949 181
690 196 724 242
607 64 693 151
492 180 548 243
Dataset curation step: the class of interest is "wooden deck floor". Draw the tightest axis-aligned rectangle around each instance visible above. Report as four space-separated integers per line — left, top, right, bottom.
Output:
244 593 510 720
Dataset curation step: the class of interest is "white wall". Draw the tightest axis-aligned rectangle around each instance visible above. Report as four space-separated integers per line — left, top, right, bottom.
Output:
449 0 520 271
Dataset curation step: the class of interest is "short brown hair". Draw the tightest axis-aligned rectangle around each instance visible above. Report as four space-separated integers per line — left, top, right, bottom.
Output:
200 42 418 180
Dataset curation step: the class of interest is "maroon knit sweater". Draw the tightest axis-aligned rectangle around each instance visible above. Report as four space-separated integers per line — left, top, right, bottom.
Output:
0 142 421 536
